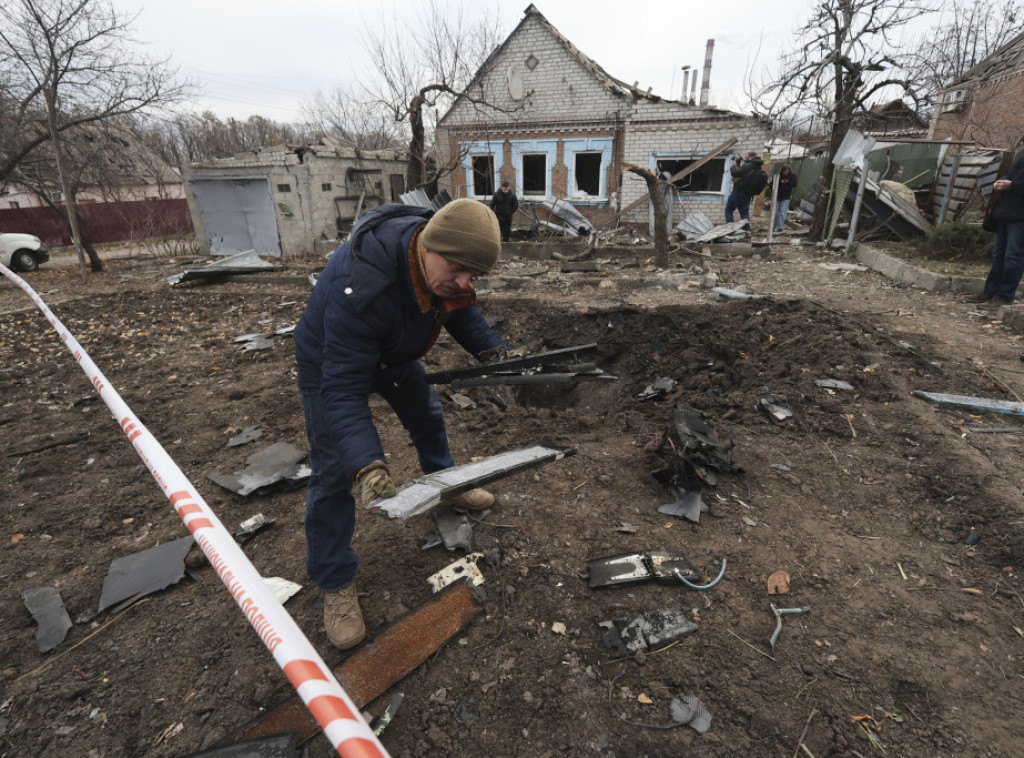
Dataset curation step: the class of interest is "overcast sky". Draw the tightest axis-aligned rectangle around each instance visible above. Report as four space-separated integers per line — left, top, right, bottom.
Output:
111 0 937 123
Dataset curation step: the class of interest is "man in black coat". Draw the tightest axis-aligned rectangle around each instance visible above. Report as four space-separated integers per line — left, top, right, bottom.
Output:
490 181 519 242
971 148 1024 308
725 152 767 225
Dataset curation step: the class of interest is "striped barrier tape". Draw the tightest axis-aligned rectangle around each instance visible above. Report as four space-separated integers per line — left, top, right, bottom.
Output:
1 262 389 758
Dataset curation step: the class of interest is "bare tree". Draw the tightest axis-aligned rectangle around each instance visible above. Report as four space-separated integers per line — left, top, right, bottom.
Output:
909 0 1023 115
0 0 188 272
300 87 405 151
625 165 669 266
752 0 933 240
138 111 317 167
358 0 506 190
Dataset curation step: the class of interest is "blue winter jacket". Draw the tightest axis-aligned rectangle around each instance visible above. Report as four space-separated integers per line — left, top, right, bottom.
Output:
294 203 507 476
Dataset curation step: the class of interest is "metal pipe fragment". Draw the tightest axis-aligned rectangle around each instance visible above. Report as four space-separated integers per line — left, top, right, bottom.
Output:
768 603 811 650
673 558 727 590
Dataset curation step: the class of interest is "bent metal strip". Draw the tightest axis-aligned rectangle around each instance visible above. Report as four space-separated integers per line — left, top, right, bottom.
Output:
0 262 388 758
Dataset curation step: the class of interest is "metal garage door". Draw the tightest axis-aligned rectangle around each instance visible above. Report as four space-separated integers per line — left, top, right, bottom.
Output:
189 177 281 256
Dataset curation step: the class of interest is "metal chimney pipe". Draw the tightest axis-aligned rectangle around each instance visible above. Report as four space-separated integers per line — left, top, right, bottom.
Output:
690 72 698 104
699 39 714 107
681 67 690 102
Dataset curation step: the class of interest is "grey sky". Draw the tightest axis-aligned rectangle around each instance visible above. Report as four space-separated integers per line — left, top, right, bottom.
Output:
113 0 936 122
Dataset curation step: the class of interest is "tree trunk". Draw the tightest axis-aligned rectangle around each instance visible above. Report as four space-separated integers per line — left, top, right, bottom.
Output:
76 212 103 272
406 93 427 191
626 166 669 267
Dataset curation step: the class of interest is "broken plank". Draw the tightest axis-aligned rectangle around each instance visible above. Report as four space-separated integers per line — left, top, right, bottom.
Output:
226 579 485 745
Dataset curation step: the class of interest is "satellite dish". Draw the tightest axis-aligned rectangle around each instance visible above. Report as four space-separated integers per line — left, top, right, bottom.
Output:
507 67 524 100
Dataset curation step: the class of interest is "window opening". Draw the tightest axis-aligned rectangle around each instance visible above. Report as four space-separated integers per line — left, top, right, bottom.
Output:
574 153 602 196
277 183 291 193
322 182 332 191
522 154 546 196
656 157 726 193
471 155 495 196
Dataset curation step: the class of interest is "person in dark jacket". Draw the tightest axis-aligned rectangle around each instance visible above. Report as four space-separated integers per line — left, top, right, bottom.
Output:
970 149 1024 308
773 164 797 232
489 181 519 242
725 151 766 225
294 199 511 649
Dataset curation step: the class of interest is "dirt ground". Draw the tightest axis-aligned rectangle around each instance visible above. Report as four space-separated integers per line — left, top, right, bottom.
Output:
3 226 1024 758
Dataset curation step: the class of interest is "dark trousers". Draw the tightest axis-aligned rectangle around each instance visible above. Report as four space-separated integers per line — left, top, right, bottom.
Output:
725 191 753 223
984 219 1024 302
497 216 512 242
301 360 454 591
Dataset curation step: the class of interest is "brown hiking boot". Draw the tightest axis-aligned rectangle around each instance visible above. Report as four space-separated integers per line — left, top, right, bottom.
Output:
965 292 991 303
323 586 366 650
979 298 1014 310
443 487 495 511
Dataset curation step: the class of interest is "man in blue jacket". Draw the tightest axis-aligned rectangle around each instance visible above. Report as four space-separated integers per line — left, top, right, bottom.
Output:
294 198 510 649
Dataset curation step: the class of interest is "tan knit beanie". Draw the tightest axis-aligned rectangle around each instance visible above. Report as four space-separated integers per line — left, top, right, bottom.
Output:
420 198 501 274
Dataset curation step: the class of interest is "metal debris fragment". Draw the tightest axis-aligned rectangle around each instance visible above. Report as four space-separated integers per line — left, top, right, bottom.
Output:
20 587 73 653
768 603 811 651
658 487 707 523
588 552 696 589
370 693 404 736
427 553 485 592
600 607 698 658
168 250 274 286
232 513 275 544
637 376 677 402
758 395 794 424
914 391 1024 417
97 536 194 613
206 442 308 496
262 577 302 604
815 379 854 391
674 212 715 240
711 286 761 300
370 445 575 520
670 695 713 733
226 426 263 448
692 220 750 243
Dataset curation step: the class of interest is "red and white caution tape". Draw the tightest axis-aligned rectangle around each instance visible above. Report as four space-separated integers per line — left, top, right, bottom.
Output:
1 262 388 758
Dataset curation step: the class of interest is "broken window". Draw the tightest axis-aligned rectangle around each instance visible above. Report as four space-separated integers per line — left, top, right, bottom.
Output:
321 182 332 191
522 154 546 196
471 155 495 197
574 153 602 196
277 183 291 193
656 157 726 193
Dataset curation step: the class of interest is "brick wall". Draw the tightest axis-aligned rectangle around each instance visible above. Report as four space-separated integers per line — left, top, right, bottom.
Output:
931 72 1024 150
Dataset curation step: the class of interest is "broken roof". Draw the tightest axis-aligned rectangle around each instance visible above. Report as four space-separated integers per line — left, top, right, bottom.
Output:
440 4 678 128
948 28 1024 88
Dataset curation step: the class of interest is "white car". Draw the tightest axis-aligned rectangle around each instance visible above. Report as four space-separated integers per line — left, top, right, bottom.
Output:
0 232 51 272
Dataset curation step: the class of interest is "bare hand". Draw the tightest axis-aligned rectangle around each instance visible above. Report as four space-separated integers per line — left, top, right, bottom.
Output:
994 179 1012 192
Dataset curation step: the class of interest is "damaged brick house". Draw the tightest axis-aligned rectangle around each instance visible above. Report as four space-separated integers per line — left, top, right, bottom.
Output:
929 29 1024 150
433 4 769 230
181 139 408 256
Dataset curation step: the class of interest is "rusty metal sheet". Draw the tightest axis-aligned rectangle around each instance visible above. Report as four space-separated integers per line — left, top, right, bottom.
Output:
228 579 485 745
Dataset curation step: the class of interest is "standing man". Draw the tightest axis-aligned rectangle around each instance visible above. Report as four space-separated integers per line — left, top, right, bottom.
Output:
490 180 519 243
773 165 797 232
971 148 1024 309
725 151 767 226
294 199 511 650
